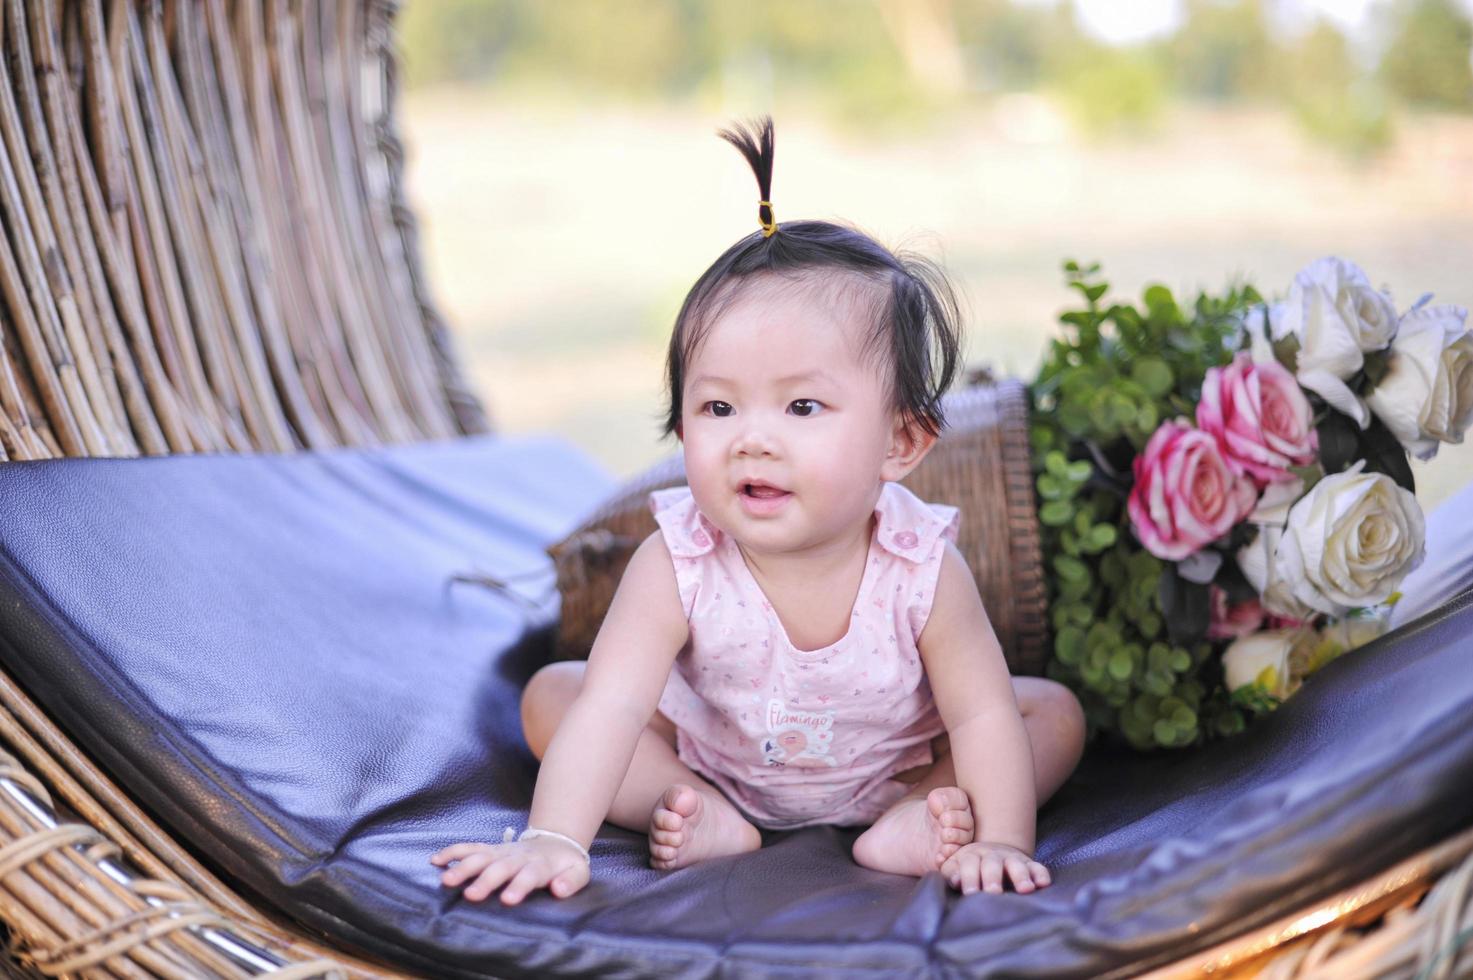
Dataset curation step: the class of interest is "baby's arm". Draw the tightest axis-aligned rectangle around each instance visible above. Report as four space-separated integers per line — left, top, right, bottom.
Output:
432 531 689 904
918 543 1048 895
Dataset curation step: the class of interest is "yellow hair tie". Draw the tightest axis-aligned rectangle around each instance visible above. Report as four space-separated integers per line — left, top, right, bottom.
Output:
759 200 778 238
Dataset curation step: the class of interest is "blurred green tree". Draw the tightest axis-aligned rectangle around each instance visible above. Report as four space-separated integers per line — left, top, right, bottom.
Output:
1379 0 1473 110
1166 0 1281 101
1288 19 1394 157
400 0 526 87
953 0 1084 91
1054 43 1170 136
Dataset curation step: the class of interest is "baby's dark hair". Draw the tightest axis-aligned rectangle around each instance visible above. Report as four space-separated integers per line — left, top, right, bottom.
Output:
663 117 963 439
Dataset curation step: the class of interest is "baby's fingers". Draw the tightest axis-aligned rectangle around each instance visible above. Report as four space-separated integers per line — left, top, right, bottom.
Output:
943 851 980 895
438 850 498 888
430 842 493 867
979 853 1007 894
1028 861 1052 890
549 862 591 899
464 858 525 903
1004 855 1036 894
498 863 554 906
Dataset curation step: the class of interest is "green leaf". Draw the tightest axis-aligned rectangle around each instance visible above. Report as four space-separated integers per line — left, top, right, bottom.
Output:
1273 333 1301 374
1143 672 1174 696
1037 474 1071 500
1086 621 1120 651
1215 712 1246 737
1051 601 1093 630
1059 576 1092 601
1108 651 1134 680
1130 357 1174 397
1144 285 1180 322
1058 402 1091 436
1040 500 1073 526
1135 400 1159 435
1138 611 1162 639
1056 627 1086 665
1109 393 1138 426
1053 554 1090 583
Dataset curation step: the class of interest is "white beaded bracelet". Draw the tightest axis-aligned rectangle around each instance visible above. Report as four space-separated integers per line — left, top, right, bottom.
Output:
502 825 590 863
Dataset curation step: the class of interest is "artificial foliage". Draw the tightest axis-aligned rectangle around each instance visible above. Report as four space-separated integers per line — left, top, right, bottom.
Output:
1029 262 1265 749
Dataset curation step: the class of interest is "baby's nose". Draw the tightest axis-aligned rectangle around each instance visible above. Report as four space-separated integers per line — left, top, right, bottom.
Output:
733 424 778 458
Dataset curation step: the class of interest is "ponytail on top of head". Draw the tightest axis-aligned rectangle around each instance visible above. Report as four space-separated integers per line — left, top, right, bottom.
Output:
717 117 777 237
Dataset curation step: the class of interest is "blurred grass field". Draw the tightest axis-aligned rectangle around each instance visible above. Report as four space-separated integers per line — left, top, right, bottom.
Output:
401 91 1473 510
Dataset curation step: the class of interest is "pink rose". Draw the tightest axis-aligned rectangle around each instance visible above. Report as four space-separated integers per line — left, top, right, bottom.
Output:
1197 352 1318 485
1207 585 1264 640
1128 419 1258 560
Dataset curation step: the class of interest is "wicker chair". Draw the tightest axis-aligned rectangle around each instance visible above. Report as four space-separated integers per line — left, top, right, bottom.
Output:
0 3 1469 977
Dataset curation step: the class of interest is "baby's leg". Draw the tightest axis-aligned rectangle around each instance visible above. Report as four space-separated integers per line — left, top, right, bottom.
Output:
851 676 1086 876
521 661 762 869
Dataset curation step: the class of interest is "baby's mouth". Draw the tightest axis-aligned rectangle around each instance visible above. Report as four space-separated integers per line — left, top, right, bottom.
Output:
742 482 789 499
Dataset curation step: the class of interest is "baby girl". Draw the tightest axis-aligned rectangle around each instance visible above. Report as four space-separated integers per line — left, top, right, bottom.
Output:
433 118 1086 905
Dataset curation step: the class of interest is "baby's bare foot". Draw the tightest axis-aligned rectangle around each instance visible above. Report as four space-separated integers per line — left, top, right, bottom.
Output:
852 786 975 876
648 783 762 870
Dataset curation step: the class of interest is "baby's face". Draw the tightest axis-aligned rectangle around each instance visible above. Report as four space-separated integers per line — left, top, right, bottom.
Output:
680 276 901 558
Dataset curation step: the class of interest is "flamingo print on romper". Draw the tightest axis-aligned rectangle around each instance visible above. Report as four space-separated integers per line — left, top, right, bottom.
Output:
761 700 837 767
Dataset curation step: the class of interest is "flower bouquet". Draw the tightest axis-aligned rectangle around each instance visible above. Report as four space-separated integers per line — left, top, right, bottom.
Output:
1029 257 1472 750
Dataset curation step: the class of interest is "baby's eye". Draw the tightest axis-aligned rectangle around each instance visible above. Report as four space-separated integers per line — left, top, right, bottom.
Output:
788 399 824 417
703 401 735 418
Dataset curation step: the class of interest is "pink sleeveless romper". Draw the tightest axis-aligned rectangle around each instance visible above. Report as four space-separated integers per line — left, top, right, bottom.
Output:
650 482 958 830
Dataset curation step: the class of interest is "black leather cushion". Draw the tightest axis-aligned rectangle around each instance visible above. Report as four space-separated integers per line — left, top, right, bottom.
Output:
0 437 1470 979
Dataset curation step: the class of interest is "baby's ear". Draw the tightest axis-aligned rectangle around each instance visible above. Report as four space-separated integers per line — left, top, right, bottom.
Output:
880 414 937 482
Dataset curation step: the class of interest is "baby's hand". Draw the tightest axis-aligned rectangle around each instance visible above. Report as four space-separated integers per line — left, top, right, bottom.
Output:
941 841 1051 895
431 838 590 905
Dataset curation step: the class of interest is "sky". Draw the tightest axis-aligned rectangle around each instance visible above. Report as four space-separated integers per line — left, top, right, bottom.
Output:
1026 0 1473 45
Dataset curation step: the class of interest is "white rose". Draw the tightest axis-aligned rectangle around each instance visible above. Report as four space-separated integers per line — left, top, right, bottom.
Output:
1272 463 1425 617
1222 631 1296 698
1237 524 1315 621
1279 257 1399 428
1364 304 1473 460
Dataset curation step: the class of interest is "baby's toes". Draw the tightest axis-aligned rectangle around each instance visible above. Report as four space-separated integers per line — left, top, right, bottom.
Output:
650 827 684 847
942 806 974 830
940 823 972 844
662 784 701 819
926 787 970 816
652 808 682 832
